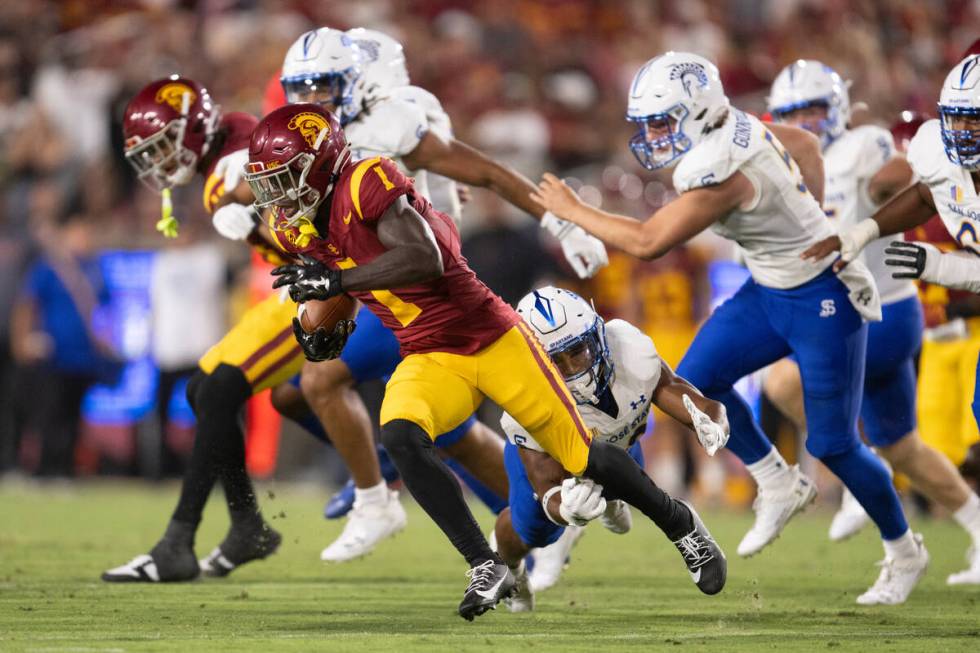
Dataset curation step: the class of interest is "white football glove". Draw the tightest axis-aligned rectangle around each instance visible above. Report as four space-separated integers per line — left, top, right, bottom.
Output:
212 203 258 241
559 477 607 526
541 211 609 279
838 218 880 266
682 394 728 456
214 148 249 191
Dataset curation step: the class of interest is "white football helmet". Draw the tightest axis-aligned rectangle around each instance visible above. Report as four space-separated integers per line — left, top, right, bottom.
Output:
281 28 366 125
516 286 613 406
938 55 980 170
768 59 850 149
346 28 410 107
626 51 730 170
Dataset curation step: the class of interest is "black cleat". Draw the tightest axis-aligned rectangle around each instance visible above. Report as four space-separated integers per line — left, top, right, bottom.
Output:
672 500 727 595
101 539 200 583
458 559 515 621
199 521 282 578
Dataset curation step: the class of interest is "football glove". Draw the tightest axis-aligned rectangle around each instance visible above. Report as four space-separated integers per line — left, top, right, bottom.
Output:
682 394 728 456
541 211 609 279
212 203 258 241
271 256 343 303
291 317 356 362
884 240 937 280
559 477 607 527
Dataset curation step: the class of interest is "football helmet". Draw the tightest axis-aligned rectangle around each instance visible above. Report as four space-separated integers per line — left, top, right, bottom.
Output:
767 60 850 149
626 52 730 170
346 27 410 107
938 55 980 171
244 103 351 229
516 286 613 406
281 28 366 125
122 76 220 192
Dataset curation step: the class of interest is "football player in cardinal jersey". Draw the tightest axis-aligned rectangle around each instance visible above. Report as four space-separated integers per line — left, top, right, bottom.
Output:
494 286 728 611
804 54 980 585
270 27 606 563
102 77 293 583
250 102 717 620
533 52 927 605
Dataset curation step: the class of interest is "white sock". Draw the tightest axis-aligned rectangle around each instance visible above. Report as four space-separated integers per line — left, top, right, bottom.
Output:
746 447 791 493
953 493 980 545
883 529 918 560
354 481 389 507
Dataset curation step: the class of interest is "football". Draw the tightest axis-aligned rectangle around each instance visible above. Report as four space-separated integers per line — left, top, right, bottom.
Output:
297 294 357 334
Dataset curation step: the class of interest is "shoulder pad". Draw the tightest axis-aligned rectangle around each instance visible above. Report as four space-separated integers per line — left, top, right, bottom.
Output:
346 98 429 159
345 156 412 222
393 85 453 138
907 119 946 186
673 110 759 193
605 319 661 389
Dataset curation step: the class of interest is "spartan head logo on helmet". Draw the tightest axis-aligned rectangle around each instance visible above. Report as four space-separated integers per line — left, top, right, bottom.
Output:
669 62 709 98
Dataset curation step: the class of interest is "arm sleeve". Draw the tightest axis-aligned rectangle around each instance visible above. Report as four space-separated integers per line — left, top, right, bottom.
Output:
349 157 413 223
931 249 980 294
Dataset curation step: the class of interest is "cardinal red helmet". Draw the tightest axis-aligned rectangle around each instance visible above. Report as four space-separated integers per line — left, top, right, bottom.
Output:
122 76 220 192
244 103 350 229
890 110 929 153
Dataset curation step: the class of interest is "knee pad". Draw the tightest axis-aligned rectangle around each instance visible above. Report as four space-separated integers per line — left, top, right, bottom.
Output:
380 419 432 459
192 364 252 421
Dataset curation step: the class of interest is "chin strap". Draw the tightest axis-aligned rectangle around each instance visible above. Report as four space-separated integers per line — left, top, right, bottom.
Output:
156 187 179 238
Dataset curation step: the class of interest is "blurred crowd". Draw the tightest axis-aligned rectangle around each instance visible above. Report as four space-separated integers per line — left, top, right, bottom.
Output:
0 0 977 502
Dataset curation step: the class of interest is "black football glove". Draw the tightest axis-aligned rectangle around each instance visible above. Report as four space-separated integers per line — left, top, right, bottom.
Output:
271 255 343 302
291 317 356 362
884 241 927 279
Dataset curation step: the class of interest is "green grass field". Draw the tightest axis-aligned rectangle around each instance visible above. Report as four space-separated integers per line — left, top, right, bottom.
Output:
1 482 979 652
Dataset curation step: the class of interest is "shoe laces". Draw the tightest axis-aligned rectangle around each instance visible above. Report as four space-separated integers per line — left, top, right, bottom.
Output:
465 560 497 592
673 530 714 570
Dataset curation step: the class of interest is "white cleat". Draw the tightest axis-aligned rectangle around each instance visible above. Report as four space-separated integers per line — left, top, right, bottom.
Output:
504 559 535 612
856 533 929 605
320 490 407 563
829 487 870 542
600 499 632 534
947 546 980 585
738 465 817 557
528 525 585 592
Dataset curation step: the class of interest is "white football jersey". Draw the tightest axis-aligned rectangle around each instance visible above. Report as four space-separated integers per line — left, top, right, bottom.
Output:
391 85 462 225
824 126 917 304
345 96 432 202
907 119 980 257
501 320 660 452
673 109 881 320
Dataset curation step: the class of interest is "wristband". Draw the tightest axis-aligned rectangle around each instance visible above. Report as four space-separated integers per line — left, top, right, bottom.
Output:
540 485 564 526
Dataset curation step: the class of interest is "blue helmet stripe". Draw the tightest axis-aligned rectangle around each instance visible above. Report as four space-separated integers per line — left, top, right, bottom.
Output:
533 291 557 327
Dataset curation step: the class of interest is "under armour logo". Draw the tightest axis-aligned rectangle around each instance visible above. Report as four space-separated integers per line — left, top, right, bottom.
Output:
630 394 647 411
819 299 836 317
855 290 871 306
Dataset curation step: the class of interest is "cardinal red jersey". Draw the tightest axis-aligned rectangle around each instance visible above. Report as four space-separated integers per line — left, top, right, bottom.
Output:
272 156 519 356
202 112 257 214
907 214 973 327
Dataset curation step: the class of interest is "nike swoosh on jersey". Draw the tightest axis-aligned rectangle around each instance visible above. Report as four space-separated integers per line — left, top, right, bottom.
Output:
343 210 352 224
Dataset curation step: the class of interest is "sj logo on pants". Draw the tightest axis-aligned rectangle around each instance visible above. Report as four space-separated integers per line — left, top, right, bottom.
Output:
819 299 836 318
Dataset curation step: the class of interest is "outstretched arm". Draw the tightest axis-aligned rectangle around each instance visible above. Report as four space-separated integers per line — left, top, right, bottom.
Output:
801 181 936 267
651 362 729 455
404 132 608 278
403 130 543 218
531 171 754 260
